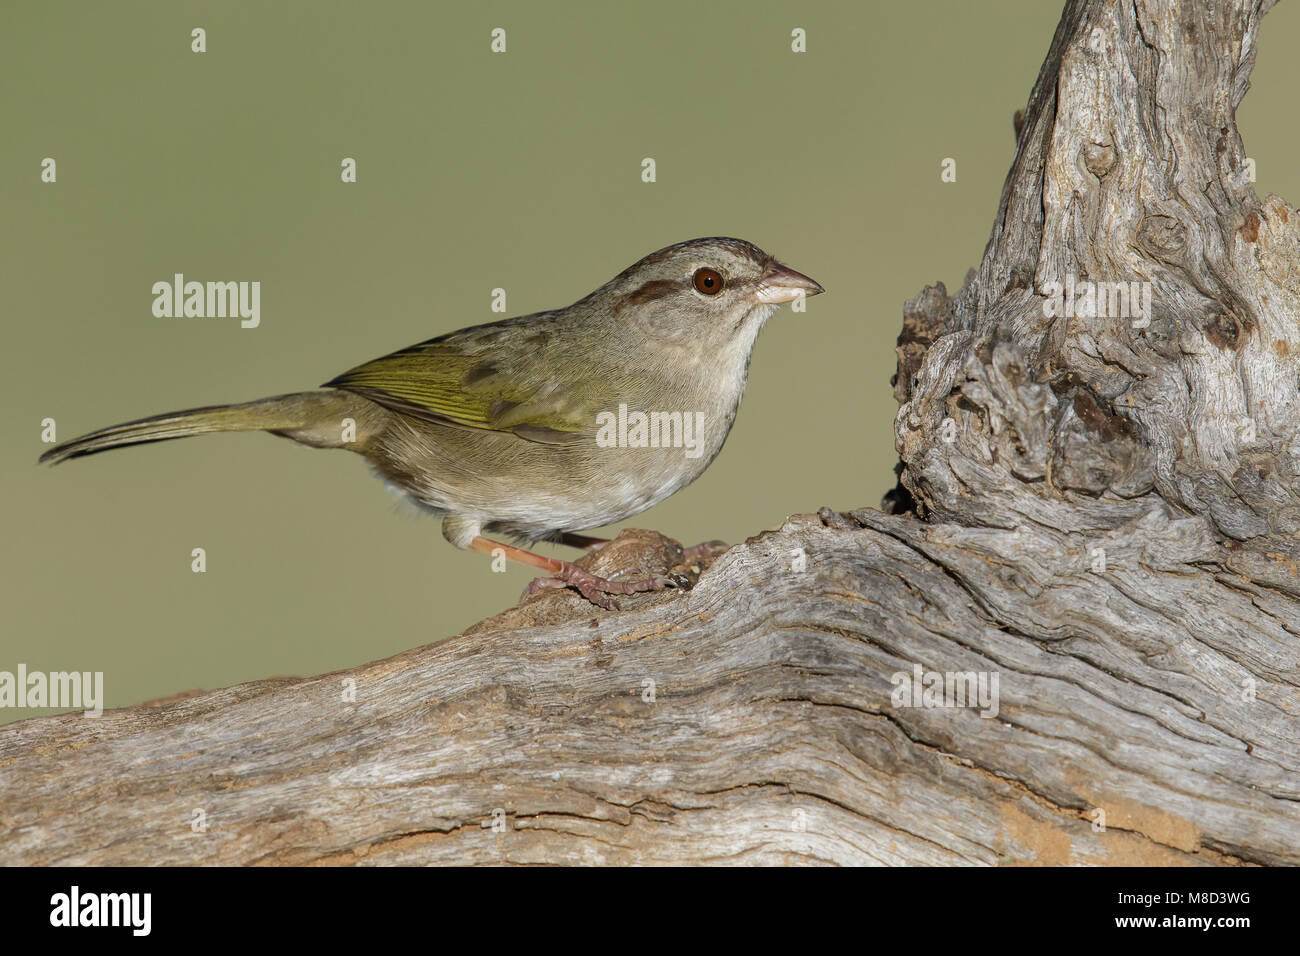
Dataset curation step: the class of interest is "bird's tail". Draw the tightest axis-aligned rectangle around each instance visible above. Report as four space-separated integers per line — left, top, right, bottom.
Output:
39 391 367 465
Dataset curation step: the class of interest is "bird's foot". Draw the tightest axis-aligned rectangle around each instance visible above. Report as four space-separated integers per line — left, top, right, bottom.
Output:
521 563 692 611
682 539 728 563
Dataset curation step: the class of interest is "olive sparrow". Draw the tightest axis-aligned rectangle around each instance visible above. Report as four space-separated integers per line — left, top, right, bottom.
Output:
40 237 824 608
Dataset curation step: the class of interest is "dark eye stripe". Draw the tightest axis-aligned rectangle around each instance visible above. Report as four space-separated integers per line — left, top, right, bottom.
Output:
625 279 682 304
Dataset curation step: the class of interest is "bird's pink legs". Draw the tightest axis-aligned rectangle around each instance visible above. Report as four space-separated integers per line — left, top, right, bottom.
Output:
556 532 728 563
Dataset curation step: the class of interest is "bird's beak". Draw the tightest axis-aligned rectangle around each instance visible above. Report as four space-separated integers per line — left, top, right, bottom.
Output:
753 260 826 305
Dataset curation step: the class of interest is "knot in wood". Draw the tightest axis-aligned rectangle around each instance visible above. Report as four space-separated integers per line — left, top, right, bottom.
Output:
1136 214 1187 262
1082 142 1116 178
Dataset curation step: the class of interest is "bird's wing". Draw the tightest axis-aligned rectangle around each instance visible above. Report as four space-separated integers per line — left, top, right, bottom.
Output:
323 321 599 445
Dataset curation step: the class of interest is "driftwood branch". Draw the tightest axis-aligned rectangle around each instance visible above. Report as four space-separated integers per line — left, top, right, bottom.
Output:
4 0 1299 865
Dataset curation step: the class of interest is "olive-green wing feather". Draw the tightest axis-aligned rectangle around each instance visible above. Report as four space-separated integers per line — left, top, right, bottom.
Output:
323 323 597 444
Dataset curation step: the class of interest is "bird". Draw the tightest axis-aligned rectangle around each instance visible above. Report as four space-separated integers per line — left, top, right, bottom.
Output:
39 237 824 608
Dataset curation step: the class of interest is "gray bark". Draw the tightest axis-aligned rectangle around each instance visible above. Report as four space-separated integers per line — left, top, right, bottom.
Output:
3 0 1298 865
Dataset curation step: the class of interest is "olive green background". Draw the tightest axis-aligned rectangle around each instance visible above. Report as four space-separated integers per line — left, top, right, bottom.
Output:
3 1 1298 722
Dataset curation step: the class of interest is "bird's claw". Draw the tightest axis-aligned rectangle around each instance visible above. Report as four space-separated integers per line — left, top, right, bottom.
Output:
521 564 691 610
681 540 728 563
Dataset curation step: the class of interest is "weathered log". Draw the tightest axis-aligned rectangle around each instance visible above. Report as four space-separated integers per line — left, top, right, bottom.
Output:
3 0 1298 865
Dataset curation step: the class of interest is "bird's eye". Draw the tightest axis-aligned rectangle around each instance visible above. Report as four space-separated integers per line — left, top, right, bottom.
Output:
693 267 724 296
